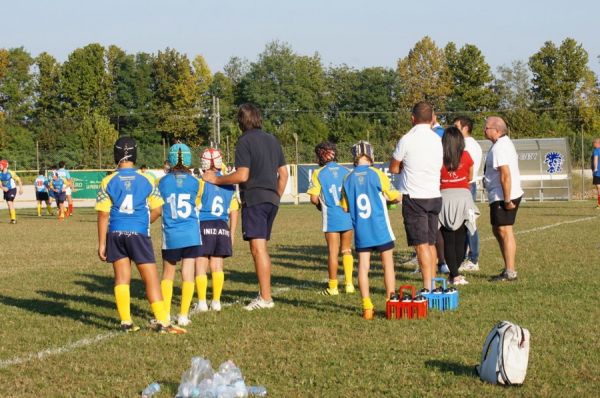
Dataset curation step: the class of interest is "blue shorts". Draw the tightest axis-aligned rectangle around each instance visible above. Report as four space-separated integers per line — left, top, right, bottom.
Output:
55 192 66 204
242 203 278 241
106 232 156 264
3 188 16 202
162 245 203 263
356 241 395 253
199 219 232 258
36 191 49 201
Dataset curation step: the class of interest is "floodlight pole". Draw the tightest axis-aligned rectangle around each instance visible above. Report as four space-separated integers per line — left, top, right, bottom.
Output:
581 125 584 200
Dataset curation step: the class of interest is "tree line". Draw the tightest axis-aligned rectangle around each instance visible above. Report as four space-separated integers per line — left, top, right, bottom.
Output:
0 36 598 169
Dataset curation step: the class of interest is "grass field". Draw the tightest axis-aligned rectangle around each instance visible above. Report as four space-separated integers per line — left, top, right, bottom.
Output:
0 202 599 397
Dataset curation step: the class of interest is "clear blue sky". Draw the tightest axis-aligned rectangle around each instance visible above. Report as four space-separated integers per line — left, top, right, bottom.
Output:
2 0 599 75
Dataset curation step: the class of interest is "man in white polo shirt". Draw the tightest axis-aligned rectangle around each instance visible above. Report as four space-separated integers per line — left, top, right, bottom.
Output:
453 116 482 271
390 102 443 292
483 116 523 282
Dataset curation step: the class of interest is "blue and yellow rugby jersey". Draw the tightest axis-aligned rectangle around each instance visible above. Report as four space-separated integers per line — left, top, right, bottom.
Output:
307 162 353 232
34 175 50 193
0 170 20 190
95 168 163 236
340 165 400 249
158 172 203 250
56 168 71 183
50 177 66 193
199 172 239 223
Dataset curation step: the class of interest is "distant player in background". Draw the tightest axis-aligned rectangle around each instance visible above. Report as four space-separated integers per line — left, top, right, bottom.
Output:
340 141 400 320
34 169 53 216
193 147 239 313
47 165 57 203
96 136 186 334
50 171 68 220
0 159 23 224
56 161 74 216
592 138 600 209
307 141 355 296
158 143 203 326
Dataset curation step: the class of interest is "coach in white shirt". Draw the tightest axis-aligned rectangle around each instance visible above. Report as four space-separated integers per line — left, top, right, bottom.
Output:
453 116 482 271
483 116 523 282
390 102 443 291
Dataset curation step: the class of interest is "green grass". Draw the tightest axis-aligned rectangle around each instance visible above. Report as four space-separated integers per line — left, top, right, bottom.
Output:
0 202 599 397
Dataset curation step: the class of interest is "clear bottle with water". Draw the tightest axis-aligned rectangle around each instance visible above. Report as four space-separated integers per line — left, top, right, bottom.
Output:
247 386 267 397
141 382 161 398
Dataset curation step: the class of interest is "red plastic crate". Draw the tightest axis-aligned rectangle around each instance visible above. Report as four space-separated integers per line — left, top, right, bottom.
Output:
386 285 427 320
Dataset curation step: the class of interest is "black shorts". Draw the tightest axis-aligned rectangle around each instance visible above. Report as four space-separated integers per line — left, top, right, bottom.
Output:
356 241 395 253
106 232 156 264
162 245 202 263
199 219 233 257
490 196 522 226
36 191 49 201
3 188 16 202
594 176 600 185
55 192 66 204
402 195 442 246
242 202 279 241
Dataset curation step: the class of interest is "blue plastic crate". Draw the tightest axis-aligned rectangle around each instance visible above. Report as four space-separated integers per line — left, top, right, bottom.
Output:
423 277 459 311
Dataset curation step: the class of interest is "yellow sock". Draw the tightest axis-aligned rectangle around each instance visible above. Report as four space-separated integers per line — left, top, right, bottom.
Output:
114 284 132 323
343 254 354 285
196 275 208 301
37 204 41 216
362 297 374 310
150 301 169 324
9 209 16 221
160 280 173 316
180 281 195 316
212 271 224 301
328 279 338 290
46 204 53 215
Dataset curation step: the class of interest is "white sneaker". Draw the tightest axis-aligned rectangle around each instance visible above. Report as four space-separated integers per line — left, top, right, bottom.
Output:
190 300 209 314
450 275 469 285
243 295 274 311
210 300 222 312
461 260 480 272
439 263 450 274
177 314 191 326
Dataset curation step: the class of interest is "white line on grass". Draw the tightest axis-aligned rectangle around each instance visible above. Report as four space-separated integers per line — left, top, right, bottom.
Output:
0 332 118 369
2 215 595 369
480 215 597 242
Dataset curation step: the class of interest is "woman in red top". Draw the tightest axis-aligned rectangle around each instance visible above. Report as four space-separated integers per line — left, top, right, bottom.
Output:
439 127 479 285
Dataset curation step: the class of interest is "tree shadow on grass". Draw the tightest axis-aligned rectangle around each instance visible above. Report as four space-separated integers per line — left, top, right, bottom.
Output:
425 359 477 377
0 294 115 330
74 273 147 298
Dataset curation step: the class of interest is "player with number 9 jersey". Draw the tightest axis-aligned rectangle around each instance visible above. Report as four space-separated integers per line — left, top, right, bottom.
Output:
95 168 163 236
341 161 400 250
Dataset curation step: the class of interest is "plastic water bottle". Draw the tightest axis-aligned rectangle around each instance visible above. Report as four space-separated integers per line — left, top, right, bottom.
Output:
141 382 160 398
247 386 267 397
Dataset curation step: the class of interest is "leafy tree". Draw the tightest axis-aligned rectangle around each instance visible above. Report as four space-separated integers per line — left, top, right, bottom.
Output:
61 43 110 115
494 60 537 137
396 36 451 113
33 52 62 118
0 47 34 120
445 42 496 112
152 48 199 144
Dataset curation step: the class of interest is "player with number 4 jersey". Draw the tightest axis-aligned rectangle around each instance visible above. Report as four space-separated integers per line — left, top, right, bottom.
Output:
341 141 400 320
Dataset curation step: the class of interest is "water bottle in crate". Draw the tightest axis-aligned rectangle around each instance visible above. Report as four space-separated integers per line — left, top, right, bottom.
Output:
386 285 427 319
422 278 459 311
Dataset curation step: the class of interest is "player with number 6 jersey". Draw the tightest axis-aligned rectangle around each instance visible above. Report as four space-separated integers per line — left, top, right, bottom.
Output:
192 148 240 313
